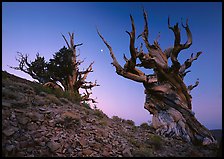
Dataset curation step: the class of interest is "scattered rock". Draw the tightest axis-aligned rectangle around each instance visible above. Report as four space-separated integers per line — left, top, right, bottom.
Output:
59 98 71 104
19 141 29 148
82 149 93 156
14 109 25 113
18 117 29 125
61 111 80 120
2 71 219 157
27 122 38 130
5 145 15 152
77 138 87 147
122 147 133 157
3 127 18 136
2 101 11 107
39 108 47 111
47 141 61 152
90 142 101 150
102 149 110 157
202 137 213 146
39 91 47 97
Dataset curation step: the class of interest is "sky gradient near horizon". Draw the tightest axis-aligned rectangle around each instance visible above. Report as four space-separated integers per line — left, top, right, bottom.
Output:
2 2 222 129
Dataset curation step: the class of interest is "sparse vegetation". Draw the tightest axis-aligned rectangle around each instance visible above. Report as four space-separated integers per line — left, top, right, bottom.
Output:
98 119 108 127
112 116 123 122
140 122 150 129
126 119 135 126
2 88 18 100
82 101 91 109
132 147 153 157
33 82 81 104
132 126 138 132
2 70 8 79
148 134 163 150
128 138 141 148
60 116 81 129
46 94 61 105
2 71 219 157
94 109 107 119
33 82 55 94
2 71 220 157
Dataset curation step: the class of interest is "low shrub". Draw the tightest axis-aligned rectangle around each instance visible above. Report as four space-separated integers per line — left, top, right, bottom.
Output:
126 119 135 126
133 147 153 157
98 119 108 127
112 116 123 122
2 88 18 100
140 122 150 129
150 135 163 150
2 71 8 80
128 138 141 147
82 101 91 109
63 116 81 129
33 83 53 94
33 83 81 104
46 94 61 105
94 109 107 119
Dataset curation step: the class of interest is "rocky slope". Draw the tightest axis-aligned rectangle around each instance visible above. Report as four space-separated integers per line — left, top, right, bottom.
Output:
2 71 220 157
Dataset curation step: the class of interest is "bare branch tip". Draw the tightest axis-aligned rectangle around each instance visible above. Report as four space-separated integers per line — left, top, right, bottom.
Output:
137 34 142 39
168 16 171 28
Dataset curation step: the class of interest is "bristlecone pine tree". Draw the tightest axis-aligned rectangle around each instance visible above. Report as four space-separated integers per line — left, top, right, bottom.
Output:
10 32 99 104
97 9 217 145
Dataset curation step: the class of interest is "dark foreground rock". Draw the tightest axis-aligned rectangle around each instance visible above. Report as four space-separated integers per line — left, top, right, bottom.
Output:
2 71 220 157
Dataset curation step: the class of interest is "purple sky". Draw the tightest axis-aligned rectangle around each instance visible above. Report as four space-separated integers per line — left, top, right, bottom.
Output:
2 2 222 129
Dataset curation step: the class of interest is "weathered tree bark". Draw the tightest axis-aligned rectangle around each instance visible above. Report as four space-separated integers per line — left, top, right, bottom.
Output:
56 32 100 102
97 9 217 145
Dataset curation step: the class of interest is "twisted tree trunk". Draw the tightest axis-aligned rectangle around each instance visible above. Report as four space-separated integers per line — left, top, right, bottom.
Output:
61 33 99 102
97 9 217 145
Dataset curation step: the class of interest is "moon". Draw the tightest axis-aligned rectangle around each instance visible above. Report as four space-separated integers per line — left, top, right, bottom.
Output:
100 49 103 52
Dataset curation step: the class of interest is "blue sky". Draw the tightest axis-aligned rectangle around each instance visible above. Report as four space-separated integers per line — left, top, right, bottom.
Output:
2 2 222 129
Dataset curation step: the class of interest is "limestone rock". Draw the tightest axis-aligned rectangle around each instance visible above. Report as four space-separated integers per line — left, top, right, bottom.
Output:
122 147 132 157
18 117 29 125
47 141 61 152
3 127 18 136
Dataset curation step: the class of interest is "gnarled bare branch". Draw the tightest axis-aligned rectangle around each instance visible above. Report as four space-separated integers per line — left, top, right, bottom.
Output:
81 80 100 90
181 18 192 48
123 54 128 62
123 15 147 76
61 33 70 49
168 17 193 72
141 10 168 69
9 52 41 82
179 52 202 77
187 79 199 94
97 28 150 83
74 43 83 48
80 61 94 82
81 89 98 103
126 15 137 62
96 28 122 70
